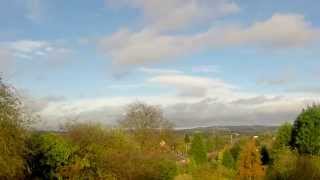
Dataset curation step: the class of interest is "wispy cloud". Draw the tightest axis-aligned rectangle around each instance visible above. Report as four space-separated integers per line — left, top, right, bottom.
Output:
106 0 240 32
8 40 50 56
99 14 320 70
2 40 72 67
138 67 183 75
257 68 296 86
148 74 235 97
192 65 220 73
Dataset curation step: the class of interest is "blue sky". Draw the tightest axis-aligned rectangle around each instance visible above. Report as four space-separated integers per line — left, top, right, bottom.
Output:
0 0 320 128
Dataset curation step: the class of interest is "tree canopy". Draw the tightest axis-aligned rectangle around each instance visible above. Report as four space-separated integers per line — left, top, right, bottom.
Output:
273 123 292 150
291 104 320 155
190 133 207 165
237 139 264 180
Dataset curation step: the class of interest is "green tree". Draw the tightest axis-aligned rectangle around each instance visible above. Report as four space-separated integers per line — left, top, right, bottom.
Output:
273 123 292 149
154 158 178 180
230 142 242 161
291 105 320 155
222 149 235 169
190 133 207 165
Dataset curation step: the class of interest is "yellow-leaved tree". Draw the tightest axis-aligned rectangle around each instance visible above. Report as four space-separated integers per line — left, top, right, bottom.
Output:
236 138 264 180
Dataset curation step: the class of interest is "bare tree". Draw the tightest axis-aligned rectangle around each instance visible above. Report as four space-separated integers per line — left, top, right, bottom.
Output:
119 102 173 148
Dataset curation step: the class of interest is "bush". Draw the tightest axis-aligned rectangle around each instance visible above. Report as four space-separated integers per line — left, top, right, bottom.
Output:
27 133 76 179
267 152 320 180
62 123 178 180
266 147 297 180
174 174 193 180
288 156 320 180
192 164 235 180
160 159 178 180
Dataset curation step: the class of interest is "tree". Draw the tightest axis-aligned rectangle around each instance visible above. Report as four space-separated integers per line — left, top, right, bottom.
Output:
237 139 264 180
0 78 31 179
120 102 171 130
190 133 207 165
291 104 320 155
119 102 173 148
222 149 235 169
273 123 292 149
230 142 242 161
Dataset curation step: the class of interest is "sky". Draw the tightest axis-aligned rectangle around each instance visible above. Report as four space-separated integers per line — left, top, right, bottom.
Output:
0 0 320 129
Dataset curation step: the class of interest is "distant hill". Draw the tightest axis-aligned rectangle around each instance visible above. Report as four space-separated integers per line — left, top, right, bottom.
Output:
176 125 278 135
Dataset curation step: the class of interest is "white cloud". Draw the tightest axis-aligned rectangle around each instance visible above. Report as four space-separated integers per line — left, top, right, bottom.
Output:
99 29 197 67
163 96 313 127
8 40 49 54
107 0 239 32
20 65 320 129
100 14 320 69
3 40 72 66
0 40 72 78
28 92 320 129
231 96 284 105
138 67 183 75
14 53 32 60
148 74 235 97
22 94 66 113
192 65 220 73
215 13 320 48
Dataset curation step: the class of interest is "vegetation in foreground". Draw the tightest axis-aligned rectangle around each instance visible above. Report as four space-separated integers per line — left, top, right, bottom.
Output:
1 78 320 180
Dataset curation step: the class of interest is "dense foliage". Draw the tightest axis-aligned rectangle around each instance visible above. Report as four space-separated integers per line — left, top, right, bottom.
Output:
1 79 320 179
27 133 76 179
189 133 207 165
273 123 292 150
0 78 30 179
236 139 265 180
291 105 320 155
222 149 235 169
